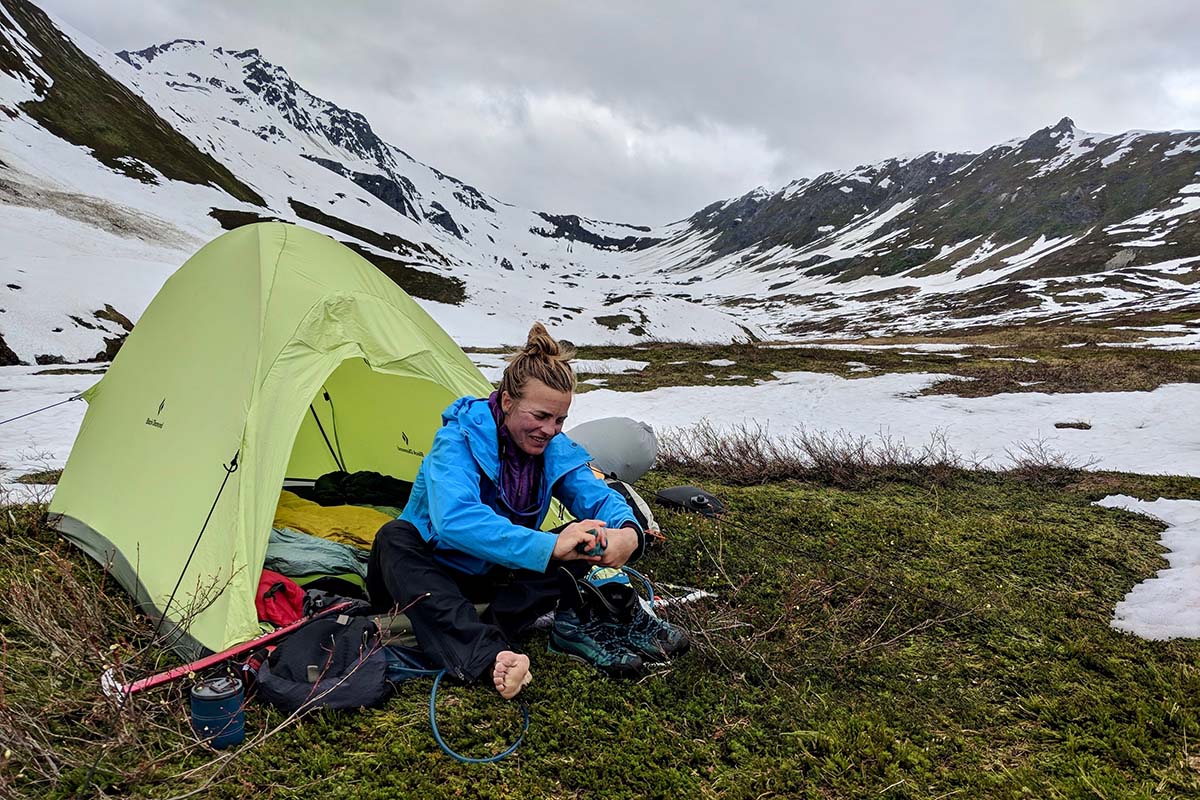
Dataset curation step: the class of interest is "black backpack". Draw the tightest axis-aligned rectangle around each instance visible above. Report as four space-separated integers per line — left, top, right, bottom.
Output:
254 611 390 713
248 604 529 763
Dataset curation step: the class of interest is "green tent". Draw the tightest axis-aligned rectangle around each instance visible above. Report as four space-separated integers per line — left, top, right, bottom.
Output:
49 223 493 658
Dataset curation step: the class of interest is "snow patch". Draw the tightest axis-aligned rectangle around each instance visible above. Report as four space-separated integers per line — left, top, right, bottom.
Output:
569 372 1200 477
1164 138 1200 158
1096 495 1200 640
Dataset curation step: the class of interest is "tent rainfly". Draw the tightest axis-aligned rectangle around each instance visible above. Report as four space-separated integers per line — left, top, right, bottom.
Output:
50 222 492 658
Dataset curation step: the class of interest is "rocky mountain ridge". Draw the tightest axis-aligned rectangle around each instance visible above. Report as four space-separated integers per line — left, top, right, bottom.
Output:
1 0 1198 363
115 37 656 252
0 0 746 363
640 117 1200 336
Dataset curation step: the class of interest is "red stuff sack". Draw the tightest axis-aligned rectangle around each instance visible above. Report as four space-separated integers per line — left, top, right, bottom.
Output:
255 570 306 627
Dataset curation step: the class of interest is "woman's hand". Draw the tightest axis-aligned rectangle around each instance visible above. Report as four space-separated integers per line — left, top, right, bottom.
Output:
551 520 608 562
597 527 638 568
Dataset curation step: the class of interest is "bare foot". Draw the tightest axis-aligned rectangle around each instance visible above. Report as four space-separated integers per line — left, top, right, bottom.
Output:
492 650 532 699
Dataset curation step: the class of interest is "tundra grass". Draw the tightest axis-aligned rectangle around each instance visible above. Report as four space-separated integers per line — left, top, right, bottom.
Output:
3 469 1200 798
472 337 1200 397
11 469 60 484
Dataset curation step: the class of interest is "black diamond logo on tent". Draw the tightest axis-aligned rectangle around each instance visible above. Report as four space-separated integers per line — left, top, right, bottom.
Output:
157 398 166 416
402 431 410 446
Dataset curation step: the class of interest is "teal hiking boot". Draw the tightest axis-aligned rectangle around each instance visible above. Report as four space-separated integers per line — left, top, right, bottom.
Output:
587 581 690 662
549 568 643 678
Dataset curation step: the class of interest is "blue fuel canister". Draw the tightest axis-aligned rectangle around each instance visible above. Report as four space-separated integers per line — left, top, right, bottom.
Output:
190 675 246 749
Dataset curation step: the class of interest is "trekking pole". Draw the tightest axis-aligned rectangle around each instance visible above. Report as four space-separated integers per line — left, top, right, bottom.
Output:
102 600 356 699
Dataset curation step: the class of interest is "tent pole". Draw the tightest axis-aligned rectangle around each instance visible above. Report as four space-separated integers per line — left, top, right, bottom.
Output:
309 405 346 472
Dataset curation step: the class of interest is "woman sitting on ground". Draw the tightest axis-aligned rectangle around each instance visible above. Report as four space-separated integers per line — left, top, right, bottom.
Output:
367 323 658 698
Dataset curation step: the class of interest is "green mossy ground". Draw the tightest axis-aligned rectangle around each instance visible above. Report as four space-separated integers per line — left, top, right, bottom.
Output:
4 467 1200 798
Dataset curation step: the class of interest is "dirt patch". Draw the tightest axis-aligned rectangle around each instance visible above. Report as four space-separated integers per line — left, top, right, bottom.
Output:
288 199 448 266
209 208 284 231
340 242 465 305
921 347 1200 397
14 469 61 484
34 367 103 375
89 336 125 362
94 304 133 332
0 171 202 250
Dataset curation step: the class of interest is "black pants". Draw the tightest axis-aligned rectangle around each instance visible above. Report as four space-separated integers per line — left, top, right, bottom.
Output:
366 519 587 682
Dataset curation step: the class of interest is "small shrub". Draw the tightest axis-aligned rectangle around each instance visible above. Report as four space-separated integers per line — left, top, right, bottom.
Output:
1005 436 1099 486
0 487 247 797
656 420 969 489
658 422 1111 491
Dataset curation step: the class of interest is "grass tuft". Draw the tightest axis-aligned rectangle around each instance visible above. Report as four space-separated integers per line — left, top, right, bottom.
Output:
13 470 61 485
1006 437 1100 487
0 498 201 798
561 336 1200 399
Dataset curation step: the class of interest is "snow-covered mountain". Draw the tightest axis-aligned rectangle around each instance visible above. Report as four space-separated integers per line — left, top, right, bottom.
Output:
0 0 752 364
2 0 1199 366
636 117 1200 337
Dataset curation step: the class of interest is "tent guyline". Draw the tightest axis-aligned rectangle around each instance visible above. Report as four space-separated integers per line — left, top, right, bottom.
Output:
0 394 82 427
151 450 241 644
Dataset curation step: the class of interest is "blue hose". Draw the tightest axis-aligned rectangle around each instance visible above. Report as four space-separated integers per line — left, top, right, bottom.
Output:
621 565 658 610
383 564 658 764
385 656 530 764
429 670 530 764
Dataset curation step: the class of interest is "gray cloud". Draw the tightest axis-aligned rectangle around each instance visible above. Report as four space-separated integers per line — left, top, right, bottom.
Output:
37 0 1200 224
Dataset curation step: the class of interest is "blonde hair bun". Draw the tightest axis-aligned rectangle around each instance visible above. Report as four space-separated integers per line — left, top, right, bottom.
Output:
499 322 576 398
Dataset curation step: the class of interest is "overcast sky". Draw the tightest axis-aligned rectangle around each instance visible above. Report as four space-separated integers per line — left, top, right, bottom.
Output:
36 0 1200 225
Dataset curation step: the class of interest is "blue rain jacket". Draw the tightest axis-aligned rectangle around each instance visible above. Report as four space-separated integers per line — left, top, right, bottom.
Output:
401 396 645 575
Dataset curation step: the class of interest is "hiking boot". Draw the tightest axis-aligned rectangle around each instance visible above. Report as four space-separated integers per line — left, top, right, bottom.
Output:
632 608 689 659
548 569 643 678
586 581 690 662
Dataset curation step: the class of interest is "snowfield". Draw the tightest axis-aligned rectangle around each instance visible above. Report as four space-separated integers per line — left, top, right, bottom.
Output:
6 363 1199 483
1096 495 1200 640
570 371 1200 477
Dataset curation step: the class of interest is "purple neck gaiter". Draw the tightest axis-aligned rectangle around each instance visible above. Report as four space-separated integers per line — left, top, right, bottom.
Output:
487 391 543 528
